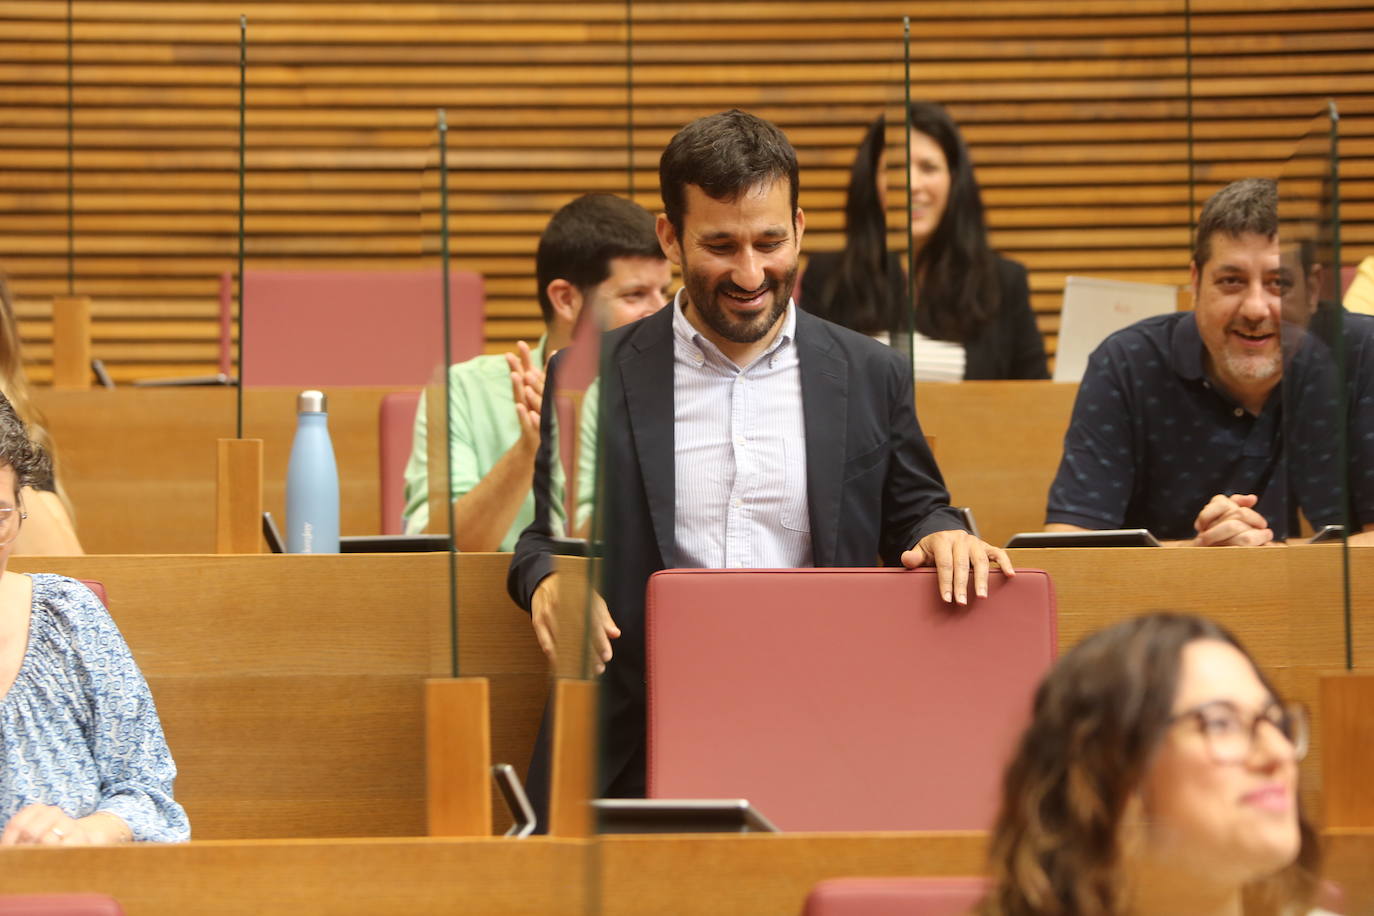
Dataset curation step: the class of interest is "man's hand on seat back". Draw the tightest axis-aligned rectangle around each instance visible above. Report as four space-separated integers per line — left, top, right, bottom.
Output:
900 529 1016 605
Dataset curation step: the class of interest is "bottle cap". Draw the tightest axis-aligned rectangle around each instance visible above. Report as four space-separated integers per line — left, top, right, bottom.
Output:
297 389 327 413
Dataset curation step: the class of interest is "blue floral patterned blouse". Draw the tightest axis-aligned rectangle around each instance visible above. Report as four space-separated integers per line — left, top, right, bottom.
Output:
1 574 189 842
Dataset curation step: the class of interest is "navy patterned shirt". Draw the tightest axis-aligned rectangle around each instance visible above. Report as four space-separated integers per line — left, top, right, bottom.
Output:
1046 310 1374 541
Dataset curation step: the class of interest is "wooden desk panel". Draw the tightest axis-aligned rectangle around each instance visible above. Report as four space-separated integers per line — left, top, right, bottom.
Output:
3 553 549 839
1007 545 1351 669
916 381 1079 548
38 381 1075 555
0 831 1366 916
1007 544 1358 818
4 548 1360 840
598 832 985 916
34 386 415 554
1 554 502 840
1349 546 1374 671
0 838 590 916
1324 829 1374 914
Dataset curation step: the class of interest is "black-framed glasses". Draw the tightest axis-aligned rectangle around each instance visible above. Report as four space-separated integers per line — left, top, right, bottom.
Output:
1170 700 1308 764
0 505 26 548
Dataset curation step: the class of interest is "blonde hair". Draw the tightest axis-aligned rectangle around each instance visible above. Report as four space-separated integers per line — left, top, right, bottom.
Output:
0 273 77 521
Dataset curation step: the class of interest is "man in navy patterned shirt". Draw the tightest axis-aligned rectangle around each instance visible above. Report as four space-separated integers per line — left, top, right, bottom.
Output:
1046 178 1374 545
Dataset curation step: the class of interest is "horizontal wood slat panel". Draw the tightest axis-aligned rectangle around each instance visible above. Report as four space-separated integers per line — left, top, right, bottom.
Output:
1 1 1369 374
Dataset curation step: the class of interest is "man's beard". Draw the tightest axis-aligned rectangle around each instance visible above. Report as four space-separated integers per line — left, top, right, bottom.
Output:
683 261 797 346
1217 344 1282 385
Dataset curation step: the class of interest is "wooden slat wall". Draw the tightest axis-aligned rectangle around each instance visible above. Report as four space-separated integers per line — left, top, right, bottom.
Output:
1 1 1370 381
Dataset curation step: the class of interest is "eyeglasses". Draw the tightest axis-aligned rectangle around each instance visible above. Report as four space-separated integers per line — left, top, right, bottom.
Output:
1170 700 1308 764
0 505 26 548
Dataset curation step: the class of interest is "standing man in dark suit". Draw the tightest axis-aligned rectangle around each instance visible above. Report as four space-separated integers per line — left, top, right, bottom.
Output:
508 109 1013 813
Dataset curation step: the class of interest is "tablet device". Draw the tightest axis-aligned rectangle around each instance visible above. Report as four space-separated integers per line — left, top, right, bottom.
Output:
492 764 536 838
1005 529 1162 548
91 359 115 389
262 511 285 553
339 534 451 553
133 372 236 387
593 799 778 835
1308 524 1345 544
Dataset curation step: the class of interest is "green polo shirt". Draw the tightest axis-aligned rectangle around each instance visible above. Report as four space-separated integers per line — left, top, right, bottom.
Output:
400 338 569 549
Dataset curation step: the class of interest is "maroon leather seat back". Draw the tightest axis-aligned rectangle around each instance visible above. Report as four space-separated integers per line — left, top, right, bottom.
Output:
802 877 989 916
646 567 1056 832
77 579 107 609
378 390 423 535
240 269 484 387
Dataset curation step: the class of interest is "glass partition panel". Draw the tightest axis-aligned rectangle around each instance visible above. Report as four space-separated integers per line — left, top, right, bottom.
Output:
420 114 461 686
1275 102 1353 829
237 64 456 566
1278 103 1349 580
581 0 1198 850
434 47 620 861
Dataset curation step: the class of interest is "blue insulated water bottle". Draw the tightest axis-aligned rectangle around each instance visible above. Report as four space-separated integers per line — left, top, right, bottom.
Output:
286 389 340 553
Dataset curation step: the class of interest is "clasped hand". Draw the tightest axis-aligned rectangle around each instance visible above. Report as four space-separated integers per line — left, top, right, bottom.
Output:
1191 493 1275 547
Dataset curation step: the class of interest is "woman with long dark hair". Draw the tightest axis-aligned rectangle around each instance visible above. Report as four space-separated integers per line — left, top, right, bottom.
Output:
981 612 1324 916
801 103 1048 380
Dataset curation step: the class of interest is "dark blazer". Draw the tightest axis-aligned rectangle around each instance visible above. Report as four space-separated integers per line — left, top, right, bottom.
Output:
799 252 1049 380
507 303 965 794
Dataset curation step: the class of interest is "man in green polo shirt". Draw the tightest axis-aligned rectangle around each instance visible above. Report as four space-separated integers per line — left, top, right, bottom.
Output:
401 194 672 549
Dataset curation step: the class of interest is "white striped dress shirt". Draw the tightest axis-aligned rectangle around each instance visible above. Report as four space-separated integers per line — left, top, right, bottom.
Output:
671 292 813 569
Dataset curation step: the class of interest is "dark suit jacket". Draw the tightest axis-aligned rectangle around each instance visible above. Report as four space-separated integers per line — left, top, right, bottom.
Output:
799 252 1049 380
507 303 965 793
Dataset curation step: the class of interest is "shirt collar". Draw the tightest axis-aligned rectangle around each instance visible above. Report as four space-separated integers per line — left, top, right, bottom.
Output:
670 288 797 369
1170 312 1206 381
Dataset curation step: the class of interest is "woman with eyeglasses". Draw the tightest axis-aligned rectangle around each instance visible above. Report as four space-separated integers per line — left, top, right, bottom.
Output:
0 393 187 844
979 612 1324 916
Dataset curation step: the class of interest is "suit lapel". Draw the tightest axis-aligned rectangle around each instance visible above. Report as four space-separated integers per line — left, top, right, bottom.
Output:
797 311 848 567
619 307 678 568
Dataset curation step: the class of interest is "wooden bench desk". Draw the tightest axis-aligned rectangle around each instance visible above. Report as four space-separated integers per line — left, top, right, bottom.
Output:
917 381 1078 548
7 553 546 840
36 381 1080 555
34 386 419 555
7 546 1364 840
0 830 1368 916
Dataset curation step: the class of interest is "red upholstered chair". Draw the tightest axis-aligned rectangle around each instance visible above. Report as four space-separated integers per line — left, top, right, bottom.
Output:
378 390 423 535
645 567 1056 832
77 579 107 609
239 269 485 387
0 896 124 916
801 877 989 916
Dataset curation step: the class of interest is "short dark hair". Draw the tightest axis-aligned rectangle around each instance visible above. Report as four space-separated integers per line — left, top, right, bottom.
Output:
0 388 51 499
535 193 663 324
659 109 799 236
1193 178 1277 270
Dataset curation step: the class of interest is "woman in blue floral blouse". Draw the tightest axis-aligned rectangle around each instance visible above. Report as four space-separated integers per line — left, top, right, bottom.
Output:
0 394 187 844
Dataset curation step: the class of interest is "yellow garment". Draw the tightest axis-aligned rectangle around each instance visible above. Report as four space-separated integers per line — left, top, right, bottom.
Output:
1344 255 1374 315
